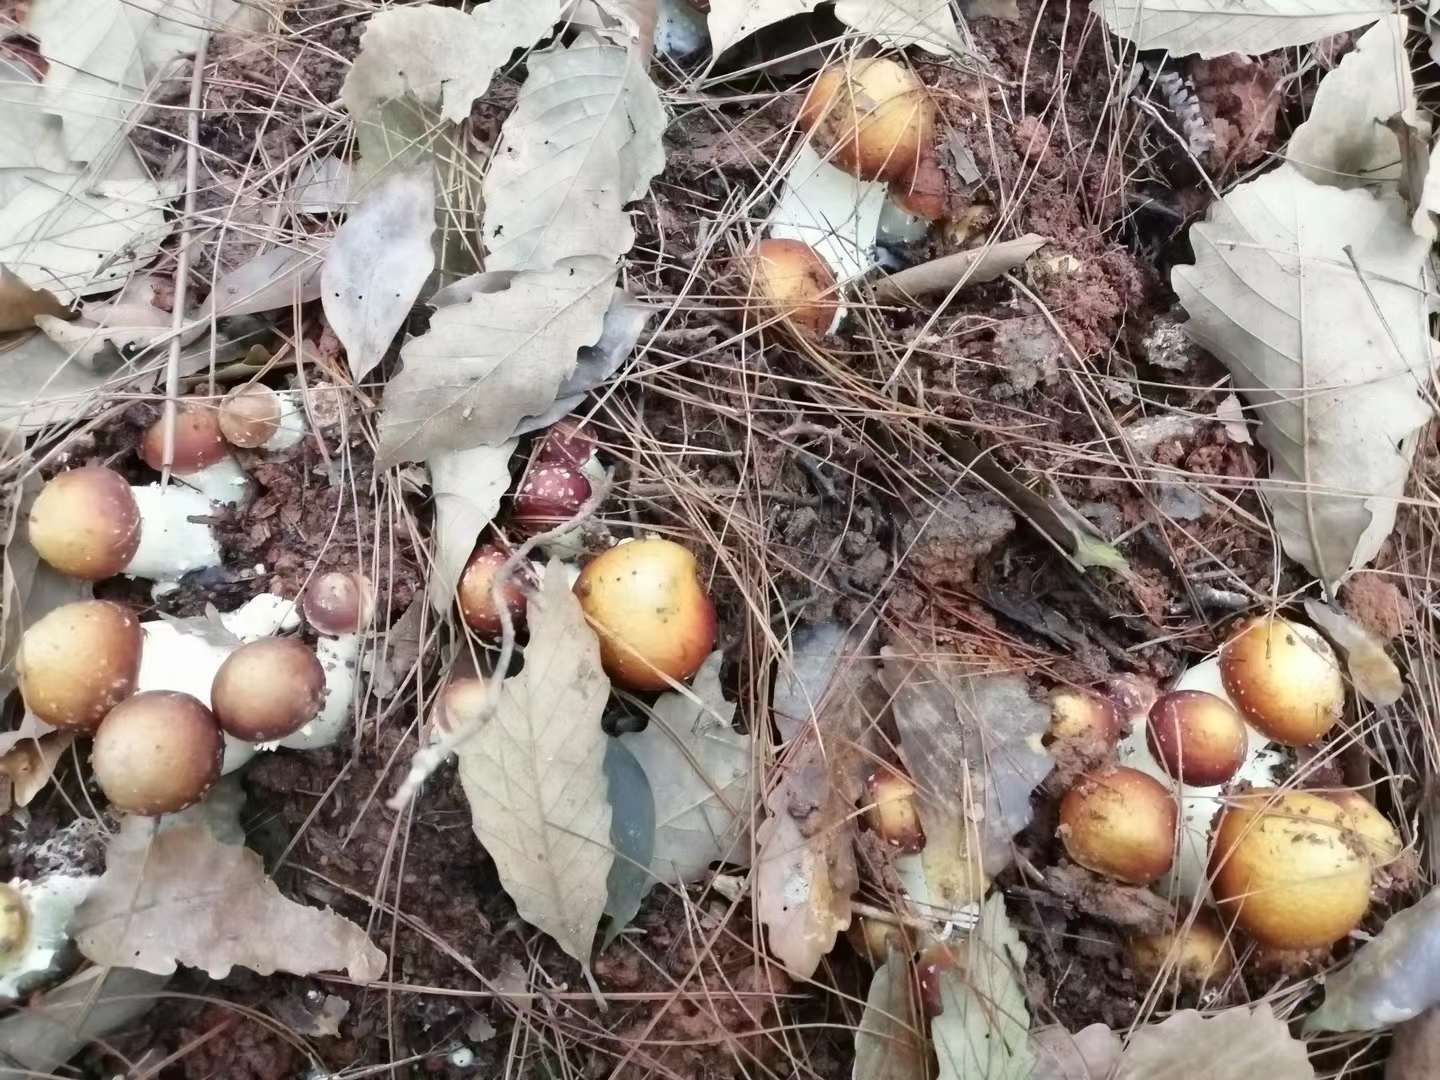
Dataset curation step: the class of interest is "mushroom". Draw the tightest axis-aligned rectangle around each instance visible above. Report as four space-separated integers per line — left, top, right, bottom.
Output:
1324 788 1403 868
0 875 97 1003
798 58 935 183
847 914 913 966
1058 765 1177 886
748 239 841 337
511 461 593 553
26 467 141 580
1146 690 1248 787
284 575 374 752
218 383 282 448
302 571 375 637
574 538 716 691
1128 909 1236 988
210 637 326 741
1209 789 1371 950
1220 614 1345 745
91 690 225 814
863 768 926 854
16 600 142 731
457 546 528 640
140 405 251 506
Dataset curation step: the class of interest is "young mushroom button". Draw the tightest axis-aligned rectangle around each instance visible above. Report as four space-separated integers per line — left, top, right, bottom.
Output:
798 58 935 182
91 690 225 814
1219 614 1345 745
26 467 141 580
210 637 327 742
1058 765 1177 886
17 600 143 731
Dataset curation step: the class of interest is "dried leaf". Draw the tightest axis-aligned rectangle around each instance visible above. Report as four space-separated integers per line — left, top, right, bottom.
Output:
199 241 326 318
772 620 850 742
0 729 75 808
1307 887 1440 1032
378 256 615 464
1091 0 1388 58
290 156 352 214
1216 392 1252 444
1288 17 1412 189
1303 598 1403 705
620 653 754 883
0 266 69 333
0 965 169 1073
707 0 822 56
769 143 887 282
1118 1005 1314 1079
73 818 385 980
873 234 1049 302
456 563 613 967
321 166 436 381
753 715 862 978
482 39 666 273
0 332 143 432
1388 1007 1440 1080
853 954 927 1080
1031 1024 1124 1080
832 0 965 54
0 172 173 302
932 892 1033 1080
0 51 70 172
602 738 656 947
426 441 516 614
1172 165 1433 585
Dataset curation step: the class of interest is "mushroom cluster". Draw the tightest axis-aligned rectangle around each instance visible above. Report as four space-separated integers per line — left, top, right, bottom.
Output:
1047 612 1403 978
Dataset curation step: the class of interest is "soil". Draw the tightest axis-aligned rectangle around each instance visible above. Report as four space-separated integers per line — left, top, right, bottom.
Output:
0 0 1427 1077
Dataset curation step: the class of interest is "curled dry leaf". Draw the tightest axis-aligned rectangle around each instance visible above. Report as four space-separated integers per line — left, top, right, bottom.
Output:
456 563 613 968
853 954 927 1080
320 166 436 382
482 38 666 272
1117 1005 1314 1079
1031 1024 1124 1080
426 441 516 614
873 234 1049 302
0 266 68 334
932 892 1034 1080
602 738 656 947
199 241 326 318
620 653 753 883
1091 0 1389 58
379 257 615 464
1307 887 1440 1032
72 818 385 980
0 965 170 1074
1173 164 1433 585
1303 598 1403 706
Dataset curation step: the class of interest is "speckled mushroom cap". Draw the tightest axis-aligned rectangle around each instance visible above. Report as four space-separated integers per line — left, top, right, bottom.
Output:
139 406 228 474
797 58 934 182
1219 615 1345 745
210 637 326 741
1058 765 1178 886
17 600 142 731
512 463 592 533
1147 689 1248 787
27 467 141 580
91 690 224 814
218 383 281 448
749 239 838 337
302 572 375 636
457 546 528 639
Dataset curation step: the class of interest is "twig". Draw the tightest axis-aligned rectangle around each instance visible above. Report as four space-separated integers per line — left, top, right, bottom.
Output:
387 472 614 810
159 35 210 485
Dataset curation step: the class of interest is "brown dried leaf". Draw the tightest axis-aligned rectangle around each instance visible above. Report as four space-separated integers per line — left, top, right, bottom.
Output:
1388 1007 1440 1079
72 818 385 980
1303 599 1403 706
1116 1005 1314 1079
0 965 169 1073
1031 1024 1124 1080
853 954 927 1080
0 729 74 809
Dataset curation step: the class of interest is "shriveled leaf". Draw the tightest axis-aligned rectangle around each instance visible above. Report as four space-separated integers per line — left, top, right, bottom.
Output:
753 741 861 977
1388 1007 1440 1080
1118 1005 1313 1079
427 441 516 614
456 564 613 967
482 39 666 272
933 892 1033 1080
1173 165 1433 585
321 166 436 381
833 0 965 54
873 234 1049 302
344 0 566 126
1031 1024 1124 1080
1091 0 1388 58
853 954 927 1080
291 156 352 213
200 241 326 318
1303 598 1402 705
769 143 887 282
0 729 75 809
620 653 753 883
880 645 1053 903
0 172 173 301
1288 16 1412 189
1307 887 1440 1032
772 620 850 742
0 266 69 333
707 0 822 56
73 818 385 980
0 332 144 432
0 965 169 1073
378 256 615 464
602 738 656 947
0 52 70 172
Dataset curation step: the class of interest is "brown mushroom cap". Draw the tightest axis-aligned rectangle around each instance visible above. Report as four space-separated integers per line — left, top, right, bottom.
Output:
1058 765 1178 886
798 58 935 182
1209 789 1371 949
139 406 228 474
1128 910 1236 986
1147 690 1249 787
432 676 486 737
17 600 142 731
536 419 596 469
0 882 29 964
1324 789 1403 866
27 466 141 580
210 637 326 741
511 463 592 533
864 768 926 854
749 239 838 337
91 690 224 814
1219 615 1345 745
574 538 716 691
847 914 913 966
218 384 281 448
457 546 528 639
1048 687 1121 746
302 571 375 636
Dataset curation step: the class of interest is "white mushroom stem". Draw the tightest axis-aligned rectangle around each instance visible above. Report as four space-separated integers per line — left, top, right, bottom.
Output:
179 455 252 507
135 594 302 774
877 196 931 247
0 875 96 1002
263 390 307 452
277 632 361 750
1116 656 1289 901
123 484 222 581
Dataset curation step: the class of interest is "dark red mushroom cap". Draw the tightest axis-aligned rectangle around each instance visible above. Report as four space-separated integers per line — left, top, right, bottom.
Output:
92 690 224 814
210 637 327 741
512 463 591 533
140 406 228 474
1147 690 1249 787
457 545 528 639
